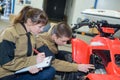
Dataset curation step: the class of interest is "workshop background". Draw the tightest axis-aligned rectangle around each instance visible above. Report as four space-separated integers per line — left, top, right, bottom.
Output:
0 0 120 80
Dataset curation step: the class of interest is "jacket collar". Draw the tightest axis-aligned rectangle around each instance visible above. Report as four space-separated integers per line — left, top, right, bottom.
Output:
14 23 27 35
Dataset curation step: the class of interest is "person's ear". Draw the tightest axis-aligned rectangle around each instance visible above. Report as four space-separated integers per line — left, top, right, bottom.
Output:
27 18 33 25
52 34 57 39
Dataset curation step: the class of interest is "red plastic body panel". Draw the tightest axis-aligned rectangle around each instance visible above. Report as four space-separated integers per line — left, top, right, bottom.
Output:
72 38 90 64
90 35 109 50
71 22 120 80
102 27 114 34
87 73 120 80
91 36 120 76
72 35 120 79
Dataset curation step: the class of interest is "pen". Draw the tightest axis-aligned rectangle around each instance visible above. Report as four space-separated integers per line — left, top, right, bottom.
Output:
33 48 40 54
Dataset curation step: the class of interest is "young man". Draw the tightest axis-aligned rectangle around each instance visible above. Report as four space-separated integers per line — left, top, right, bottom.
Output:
36 22 95 79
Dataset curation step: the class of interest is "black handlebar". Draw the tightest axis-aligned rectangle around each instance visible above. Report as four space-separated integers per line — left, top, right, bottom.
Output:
72 20 120 38
72 20 120 32
72 22 90 31
96 20 120 28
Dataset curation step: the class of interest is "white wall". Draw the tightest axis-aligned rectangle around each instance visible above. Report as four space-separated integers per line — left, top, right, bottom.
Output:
66 0 95 30
14 0 43 15
13 0 120 31
64 0 75 26
97 0 120 11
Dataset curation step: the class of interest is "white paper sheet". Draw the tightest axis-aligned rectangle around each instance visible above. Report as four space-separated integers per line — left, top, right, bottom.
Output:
15 56 52 74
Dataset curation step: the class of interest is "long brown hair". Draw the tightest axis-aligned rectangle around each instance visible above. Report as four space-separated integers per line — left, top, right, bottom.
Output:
13 6 32 24
13 6 48 25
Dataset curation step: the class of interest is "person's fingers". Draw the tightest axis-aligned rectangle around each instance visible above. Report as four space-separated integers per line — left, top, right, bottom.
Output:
36 53 46 63
84 69 89 73
29 66 40 74
39 68 43 70
40 52 45 57
88 64 94 67
77 64 95 72
88 64 95 69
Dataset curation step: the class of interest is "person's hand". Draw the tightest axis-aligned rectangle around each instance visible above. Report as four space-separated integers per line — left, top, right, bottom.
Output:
29 66 42 74
77 64 95 73
36 52 45 63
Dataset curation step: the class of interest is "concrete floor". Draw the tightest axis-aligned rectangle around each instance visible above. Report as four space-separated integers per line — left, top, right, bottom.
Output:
0 19 10 31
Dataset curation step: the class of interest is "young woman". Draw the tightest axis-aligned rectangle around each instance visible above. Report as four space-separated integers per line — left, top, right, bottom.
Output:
36 22 95 77
0 6 55 80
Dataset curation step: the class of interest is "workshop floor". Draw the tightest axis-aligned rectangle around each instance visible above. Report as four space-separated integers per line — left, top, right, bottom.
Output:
0 18 10 31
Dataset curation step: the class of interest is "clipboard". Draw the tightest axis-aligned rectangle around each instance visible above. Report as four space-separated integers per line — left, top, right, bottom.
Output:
15 56 52 74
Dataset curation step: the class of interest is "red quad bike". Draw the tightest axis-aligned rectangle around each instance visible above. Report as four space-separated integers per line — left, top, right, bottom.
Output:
72 20 120 80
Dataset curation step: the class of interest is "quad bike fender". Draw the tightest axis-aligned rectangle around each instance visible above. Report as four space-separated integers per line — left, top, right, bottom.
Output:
106 62 120 76
72 38 90 64
87 73 120 80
